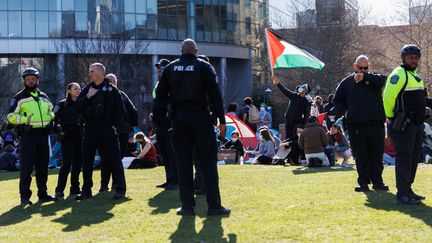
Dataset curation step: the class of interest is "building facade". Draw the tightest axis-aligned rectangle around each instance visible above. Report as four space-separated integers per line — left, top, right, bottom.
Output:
0 0 269 125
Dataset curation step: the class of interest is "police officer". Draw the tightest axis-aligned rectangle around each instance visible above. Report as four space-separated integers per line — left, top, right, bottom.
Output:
383 44 426 205
7 67 57 206
99 73 138 192
75 63 127 200
53 82 83 198
151 58 178 190
154 39 230 216
332 55 388 192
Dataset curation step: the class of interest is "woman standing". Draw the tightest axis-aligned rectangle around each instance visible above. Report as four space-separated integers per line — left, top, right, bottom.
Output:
54 82 83 198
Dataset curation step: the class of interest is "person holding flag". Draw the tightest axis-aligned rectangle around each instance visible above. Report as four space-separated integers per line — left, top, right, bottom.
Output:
265 28 323 139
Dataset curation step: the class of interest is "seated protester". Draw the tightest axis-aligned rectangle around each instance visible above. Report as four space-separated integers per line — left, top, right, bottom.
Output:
259 126 281 149
298 116 330 166
0 145 20 171
252 129 276 165
279 125 305 165
221 131 245 163
327 124 352 167
130 132 157 169
2 124 16 148
125 132 138 157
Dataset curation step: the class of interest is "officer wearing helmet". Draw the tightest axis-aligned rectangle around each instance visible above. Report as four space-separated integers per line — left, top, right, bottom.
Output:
7 67 57 206
383 44 426 205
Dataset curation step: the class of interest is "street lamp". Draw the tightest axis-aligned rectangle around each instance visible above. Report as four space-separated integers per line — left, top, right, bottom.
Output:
263 87 272 106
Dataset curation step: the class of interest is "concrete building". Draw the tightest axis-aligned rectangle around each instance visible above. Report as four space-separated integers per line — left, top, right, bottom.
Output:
0 0 268 121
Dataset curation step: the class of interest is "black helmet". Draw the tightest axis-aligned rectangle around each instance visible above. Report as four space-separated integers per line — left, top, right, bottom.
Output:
22 67 40 79
401 44 421 59
155 59 170 69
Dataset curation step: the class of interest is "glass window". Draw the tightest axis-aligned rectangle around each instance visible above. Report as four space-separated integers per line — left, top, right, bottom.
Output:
111 0 123 12
125 0 135 13
22 0 35 10
124 14 135 38
196 17 204 41
167 15 177 40
158 0 167 14
75 12 88 37
36 12 49 37
146 14 157 39
0 0 6 10
157 15 167 40
49 0 61 11
167 0 177 15
75 0 88 11
36 0 49 10
8 0 21 10
111 13 123 38
136 0 146 13
62 12 75 37
136 14 146 39
204 18 211 41
196 0 203 17
22 11 36 37
245 16 251 35
147 0 157 14
177 15 186 40
0 11 7 37
8 11 21 37
62 0 74 11
49 12 61 37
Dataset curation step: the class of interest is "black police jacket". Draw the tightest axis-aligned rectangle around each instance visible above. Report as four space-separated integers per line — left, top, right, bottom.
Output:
117 90 138 133
276 83 311 124
154 53 226 124
53 97 82 132
333 72 387 124
76 79 125 128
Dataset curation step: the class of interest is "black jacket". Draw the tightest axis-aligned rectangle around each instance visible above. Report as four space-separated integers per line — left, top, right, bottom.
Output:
76 79 125 128
276 83 311 124
154 53 226 124
333 72 387 124
117 90 138 133
222 139 245 156
53 98 82 133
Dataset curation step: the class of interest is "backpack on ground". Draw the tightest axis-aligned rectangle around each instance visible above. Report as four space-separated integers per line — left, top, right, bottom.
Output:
248 105 260 124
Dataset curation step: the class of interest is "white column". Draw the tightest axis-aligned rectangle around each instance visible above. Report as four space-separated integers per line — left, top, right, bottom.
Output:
57 53 65 99
220 57 227 102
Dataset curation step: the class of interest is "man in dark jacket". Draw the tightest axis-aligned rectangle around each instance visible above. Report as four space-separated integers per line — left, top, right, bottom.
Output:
273 76 311 139
332 55 388 192
154 39 230 216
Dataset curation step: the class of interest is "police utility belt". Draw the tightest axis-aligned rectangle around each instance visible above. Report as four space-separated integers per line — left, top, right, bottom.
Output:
17 125 50 136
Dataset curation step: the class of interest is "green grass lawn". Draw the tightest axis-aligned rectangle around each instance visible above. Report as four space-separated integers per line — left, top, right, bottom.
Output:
1 164 432 242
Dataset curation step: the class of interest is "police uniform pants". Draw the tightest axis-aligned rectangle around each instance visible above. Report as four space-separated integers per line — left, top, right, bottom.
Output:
156 124 177 185
388 123 423 197
19 132 50 200
172 111 222 209
100 131 128 189
82 124 126 195
55 132 82 194
347 123 385 186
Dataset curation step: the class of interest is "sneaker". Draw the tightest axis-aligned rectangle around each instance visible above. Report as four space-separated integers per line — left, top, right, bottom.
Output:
76 193 92 201
38 195 58 202
176 207 196 216
372 184 389 191
20 199 33 207
207 207 231 216
354 185 370 192
55 192 65 199
396 195 421 205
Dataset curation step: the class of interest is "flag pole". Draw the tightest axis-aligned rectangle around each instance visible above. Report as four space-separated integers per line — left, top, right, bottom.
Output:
264 28 276 84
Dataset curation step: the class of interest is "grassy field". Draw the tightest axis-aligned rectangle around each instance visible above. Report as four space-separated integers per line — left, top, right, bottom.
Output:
1 164 432 242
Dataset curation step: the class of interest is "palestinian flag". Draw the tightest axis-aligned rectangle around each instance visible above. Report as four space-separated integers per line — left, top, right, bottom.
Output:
265 28 325 70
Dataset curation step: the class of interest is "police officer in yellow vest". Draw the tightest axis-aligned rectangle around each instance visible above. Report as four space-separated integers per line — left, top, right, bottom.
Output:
383 44 426 205
7 67 57 206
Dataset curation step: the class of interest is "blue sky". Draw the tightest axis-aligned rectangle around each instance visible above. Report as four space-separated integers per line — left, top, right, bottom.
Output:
269 0 408 28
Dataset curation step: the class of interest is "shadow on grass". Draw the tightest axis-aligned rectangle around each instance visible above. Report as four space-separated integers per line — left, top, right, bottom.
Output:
148 189 180 214
0 192 129 231
0 169 59 182
169 215 236 242
291 166 355 175
365 191 432 226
